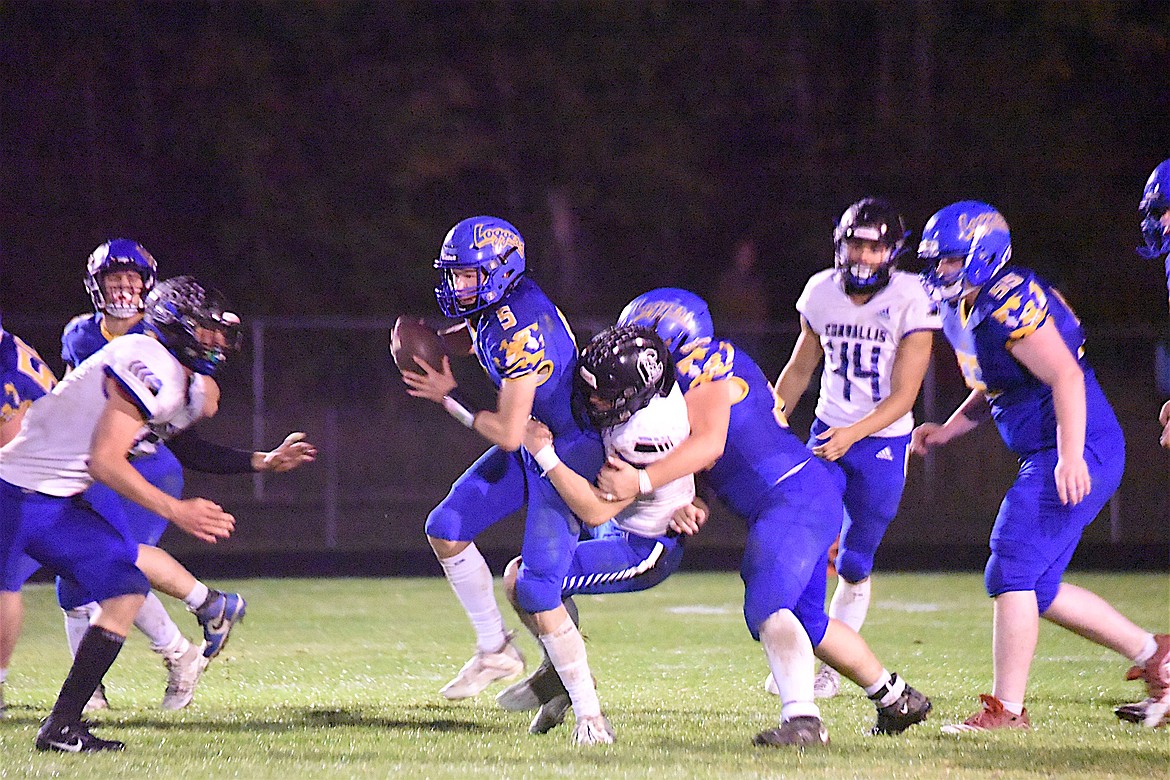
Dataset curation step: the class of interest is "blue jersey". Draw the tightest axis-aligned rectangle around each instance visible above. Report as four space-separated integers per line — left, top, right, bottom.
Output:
940 265 1117 456
673 337 813 518
469 277 582 437
61 313 149 369
1 329 57 427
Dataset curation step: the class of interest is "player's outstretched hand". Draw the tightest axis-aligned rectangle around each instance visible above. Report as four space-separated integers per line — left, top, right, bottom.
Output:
170 498 235 543
1054 455 1091 506
522 418 553 455
670 499 708 536
1160 399 1170 449
909 422 946 457
401 355 457 403
596 456 639 502
259 432 318 472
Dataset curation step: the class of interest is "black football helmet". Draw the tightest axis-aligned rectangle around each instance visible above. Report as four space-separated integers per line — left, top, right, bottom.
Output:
144 275 242 376
833 197 909 295
575 324 674 430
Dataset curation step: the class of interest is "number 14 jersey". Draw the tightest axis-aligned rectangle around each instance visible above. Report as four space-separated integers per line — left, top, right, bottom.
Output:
797 269 941 437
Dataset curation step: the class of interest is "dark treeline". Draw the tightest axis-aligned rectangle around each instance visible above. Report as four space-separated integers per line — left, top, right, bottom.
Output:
1 1 1167 324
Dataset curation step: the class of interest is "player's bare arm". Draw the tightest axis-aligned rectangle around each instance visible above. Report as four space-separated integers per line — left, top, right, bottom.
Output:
597 379 731 501
774 316 824 416
522 418 633 526
813 329 934 462
1160 400 1170 449
909 388 990 456
89 376 235 543
1007 318 1090 505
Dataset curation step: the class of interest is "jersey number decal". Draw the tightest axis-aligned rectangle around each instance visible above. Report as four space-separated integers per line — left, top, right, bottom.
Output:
497 305 517 330
16 341 57 394
828 340 881 403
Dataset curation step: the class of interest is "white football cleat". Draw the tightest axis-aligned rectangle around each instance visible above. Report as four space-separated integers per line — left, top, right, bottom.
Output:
571 713 616 746
83 683 109 713
162 640 210 710
440 631 525 700
813 665 841 699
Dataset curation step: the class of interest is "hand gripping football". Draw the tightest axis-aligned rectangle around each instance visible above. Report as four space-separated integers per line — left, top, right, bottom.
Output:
390 316 448 375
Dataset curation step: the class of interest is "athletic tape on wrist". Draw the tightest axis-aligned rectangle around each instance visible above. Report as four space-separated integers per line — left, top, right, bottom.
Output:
533 444 561 475
441 395 477 428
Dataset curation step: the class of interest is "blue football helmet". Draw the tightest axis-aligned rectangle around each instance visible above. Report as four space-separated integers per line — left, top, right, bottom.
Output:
85 238 158 319
617 288 715 363
433 216 526 318
833 197 908 295
1138 158 1170 260
918 201 1010 301
144 275 242 376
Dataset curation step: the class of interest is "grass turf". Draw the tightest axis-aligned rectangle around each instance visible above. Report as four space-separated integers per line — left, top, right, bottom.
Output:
1 572 1166 778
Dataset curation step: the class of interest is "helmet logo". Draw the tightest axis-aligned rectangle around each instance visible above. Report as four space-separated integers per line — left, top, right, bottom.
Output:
957 211 1009 241
472 224 525 261
636 345 663 387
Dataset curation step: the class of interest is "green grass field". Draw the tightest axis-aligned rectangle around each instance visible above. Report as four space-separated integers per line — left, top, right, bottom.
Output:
1 572 1166 778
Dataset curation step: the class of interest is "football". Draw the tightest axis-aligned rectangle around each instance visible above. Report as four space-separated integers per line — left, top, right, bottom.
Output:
390 316 448 375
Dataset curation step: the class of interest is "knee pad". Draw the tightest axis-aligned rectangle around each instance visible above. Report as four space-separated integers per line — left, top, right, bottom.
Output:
514 567 562 615
424 503 461 542
56 576 90 611
835 548 875 584
984 548 1039 597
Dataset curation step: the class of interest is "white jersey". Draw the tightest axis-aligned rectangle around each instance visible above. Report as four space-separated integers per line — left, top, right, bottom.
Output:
603 383 695 538
0 334 195 496
797 269 941 437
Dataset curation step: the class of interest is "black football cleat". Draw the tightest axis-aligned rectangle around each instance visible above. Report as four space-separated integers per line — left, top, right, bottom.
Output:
873 684 932 735
35 719 125 753
753 716 830 748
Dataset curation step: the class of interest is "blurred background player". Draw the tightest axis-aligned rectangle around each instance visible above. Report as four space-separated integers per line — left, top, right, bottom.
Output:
0 276 240 752
1137 158 1170 448
0 315 57 717
59 241 315 711
913 201 1168 732
498 324 705 738
400 216 611 744
602 289 931 748
774 198 939 698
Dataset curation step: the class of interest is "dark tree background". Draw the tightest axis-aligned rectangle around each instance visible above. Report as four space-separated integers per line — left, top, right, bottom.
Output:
1 0 1167 325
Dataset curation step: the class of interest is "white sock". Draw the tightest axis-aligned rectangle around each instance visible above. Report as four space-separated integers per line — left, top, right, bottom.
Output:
1000 698 1025 716
183 581 210 611
1133 633 1158 665
540 616 600 719
864 669 906 708
760 609 820 721
134 592 184 653
438 544 506 654
0 667 7 683
63 602 99 658
828 576 871 633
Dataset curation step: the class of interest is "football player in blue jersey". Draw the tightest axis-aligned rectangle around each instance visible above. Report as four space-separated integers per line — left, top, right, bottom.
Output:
1137 158 1170 448
775 198 940 699
495 324 707 737
597 288 931 748
913 201 1169 731
57 241 315 712
0 315 58 717
400 216 612 744
1 276 241 752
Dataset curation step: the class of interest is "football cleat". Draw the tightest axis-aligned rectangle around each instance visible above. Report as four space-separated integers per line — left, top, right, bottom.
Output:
1115 697 1170 729
440 631 525 700
570 713 616 746
813 665 841 699
161 639 210 710
35 719 125 753
529 693 571 735
497 657 567 712
873 684 932 735
194 591 247 659
753 716 830 748
82 682 109 713
941 694 1030 734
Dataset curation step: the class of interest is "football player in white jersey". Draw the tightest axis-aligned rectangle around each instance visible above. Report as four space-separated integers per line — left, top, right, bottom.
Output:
0 276 240 752
774 198 940 698
498 324 707 743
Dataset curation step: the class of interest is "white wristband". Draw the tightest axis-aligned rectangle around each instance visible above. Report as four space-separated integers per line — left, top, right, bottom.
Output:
533 444 561 475
441 395 476 428
637 468 653 496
